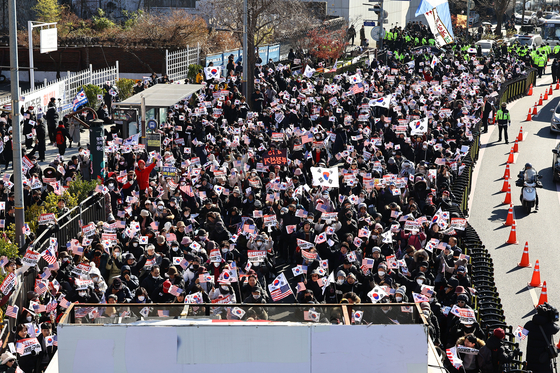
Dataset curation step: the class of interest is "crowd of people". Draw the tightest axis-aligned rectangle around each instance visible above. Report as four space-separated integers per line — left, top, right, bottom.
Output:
0 21 536 372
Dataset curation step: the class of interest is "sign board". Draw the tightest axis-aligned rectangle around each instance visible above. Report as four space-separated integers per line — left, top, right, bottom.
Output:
146 133 161 154
263 149 287 166
113 109 138 139
364 20 376 26
147 119 158 131
40 27 57 54
161 166 177 177
20 81 65 115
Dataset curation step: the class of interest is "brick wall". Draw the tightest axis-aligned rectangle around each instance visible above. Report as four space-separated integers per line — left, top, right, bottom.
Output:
0 46 168 75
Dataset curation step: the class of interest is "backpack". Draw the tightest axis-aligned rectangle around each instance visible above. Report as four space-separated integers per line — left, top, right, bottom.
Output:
56 130 65 145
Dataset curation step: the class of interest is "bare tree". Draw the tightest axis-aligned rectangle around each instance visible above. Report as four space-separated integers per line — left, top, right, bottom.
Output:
479 0 513 35
199 0 320 106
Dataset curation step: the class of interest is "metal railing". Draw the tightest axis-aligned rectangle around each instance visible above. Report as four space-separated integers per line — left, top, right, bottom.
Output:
165 45 201 82
497 68 537 106
60 302 425 325
0 193 106 350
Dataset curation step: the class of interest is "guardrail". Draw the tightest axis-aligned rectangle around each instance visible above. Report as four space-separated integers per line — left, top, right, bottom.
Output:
0 193 106 351
498 68 537 106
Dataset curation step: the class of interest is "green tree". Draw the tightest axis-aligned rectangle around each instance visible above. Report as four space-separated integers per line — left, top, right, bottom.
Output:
32 0 62 23
115 78 136 101
80 84 105 109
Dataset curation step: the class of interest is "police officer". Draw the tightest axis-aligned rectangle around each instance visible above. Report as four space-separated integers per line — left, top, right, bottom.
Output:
496 102 511 144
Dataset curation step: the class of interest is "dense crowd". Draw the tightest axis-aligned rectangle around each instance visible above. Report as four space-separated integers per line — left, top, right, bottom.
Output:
0 26 535 373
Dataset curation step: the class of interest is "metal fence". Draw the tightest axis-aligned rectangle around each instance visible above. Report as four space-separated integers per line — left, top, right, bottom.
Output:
0 193 106 351
498 68 538 106
165 45 200 82
0 62 120 116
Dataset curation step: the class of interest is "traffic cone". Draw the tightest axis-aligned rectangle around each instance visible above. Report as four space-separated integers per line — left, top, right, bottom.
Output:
556 82 559 90
506 148 515 164
528 260 542 287
528 83 533 95
526 108 532 121
506 220 518 244
545 90 549 101
513 138 519 153
533 104 538 115
503 183 512 204
503 164 510 180
518 241 532 267
518 127 524 142
504 204 515 226
537 281 548 307
539 94 543 105
550 85 553 95
501 176 510 192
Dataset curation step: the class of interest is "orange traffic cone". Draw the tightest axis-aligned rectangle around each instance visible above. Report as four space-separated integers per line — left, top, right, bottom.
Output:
518 127 524 142
533 104 538 115
545 90 549 100
556 82 559 90
507 148 515 164
537 281 548 307
503 183 512 204
503 164 511 180
528 260 542 287
550 85 553 95
526 108 532 121
528 83 534 95
501 177 510 192
513 138 519 153
504 204 515 226
518 242 532 267
506 220 518 244
539 94 543 105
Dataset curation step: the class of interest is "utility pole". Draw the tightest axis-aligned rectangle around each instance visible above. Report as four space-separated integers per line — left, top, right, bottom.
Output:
466 0 470 42
8 0 25 247
242 0 248 97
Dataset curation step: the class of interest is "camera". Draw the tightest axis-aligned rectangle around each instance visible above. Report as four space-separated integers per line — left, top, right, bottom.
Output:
537 303 559 323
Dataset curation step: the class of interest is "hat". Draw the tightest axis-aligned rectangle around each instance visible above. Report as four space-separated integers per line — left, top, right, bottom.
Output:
457 294 468 302
378 263 387 270
138 160 145 166
419 261 429 268
396 286 406 296
27 290 38 300
168 266 178 276
457 266 466 272
372 246 381 253
0 352 16 365
197 229 207 236
157 235 166 245
252 288 261 294
140 209 149 217
453 248 462 256
163 280 172 293
112 278 123 290
420 302 431 311
347 273 357 280
455 286 466 294
493 328 506 339
336 270 346 278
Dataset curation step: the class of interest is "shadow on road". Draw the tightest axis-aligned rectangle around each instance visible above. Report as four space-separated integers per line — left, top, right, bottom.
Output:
506 265 529 274
516 286 530 295
534 125 558 140
522 308 537 319
530 97 560 124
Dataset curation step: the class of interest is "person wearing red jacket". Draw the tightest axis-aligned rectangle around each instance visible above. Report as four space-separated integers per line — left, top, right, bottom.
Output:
135 159 156 196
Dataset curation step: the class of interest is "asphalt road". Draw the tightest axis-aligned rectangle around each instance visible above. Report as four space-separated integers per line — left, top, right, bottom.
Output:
468 66 560 350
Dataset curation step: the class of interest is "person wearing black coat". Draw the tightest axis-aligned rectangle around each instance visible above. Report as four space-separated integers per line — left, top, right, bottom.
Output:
524 303 560 373
552 59 560 85
36 323 57 372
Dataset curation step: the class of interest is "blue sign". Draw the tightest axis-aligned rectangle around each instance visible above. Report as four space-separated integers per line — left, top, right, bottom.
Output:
147 119 158 130
364 20 376 26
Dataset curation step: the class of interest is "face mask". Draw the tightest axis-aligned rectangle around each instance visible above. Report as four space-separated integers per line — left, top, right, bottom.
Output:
213 262 220 267
26 316 32 322
384 124 389 128
192 264 199 270
378 271 385 277
152 275 159 280
108 184 114 190
382 308 390 314
256 242 263 247
133 243 138 247
137 296 145 301
253 294 259 299
221 248 228 253
423 146 427 150
307 218 314 223
396 296 403 302
78 291 87 297
158 206 163 210
92 276 99 283
221 285 228 290
416 280 423 285
336 279 344 285
172 247 179 251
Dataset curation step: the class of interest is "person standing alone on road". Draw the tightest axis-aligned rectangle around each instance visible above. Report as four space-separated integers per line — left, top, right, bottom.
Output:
55 121 72 155
496 102 511 144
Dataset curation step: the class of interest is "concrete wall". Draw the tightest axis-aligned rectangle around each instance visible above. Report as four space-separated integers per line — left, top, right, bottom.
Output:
57 321 429 373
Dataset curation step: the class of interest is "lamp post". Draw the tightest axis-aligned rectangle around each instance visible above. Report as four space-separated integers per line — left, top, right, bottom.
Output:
242 0 248 97
8 0 25 247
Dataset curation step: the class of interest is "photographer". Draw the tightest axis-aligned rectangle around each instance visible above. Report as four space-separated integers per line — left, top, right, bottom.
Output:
524 303 560 373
